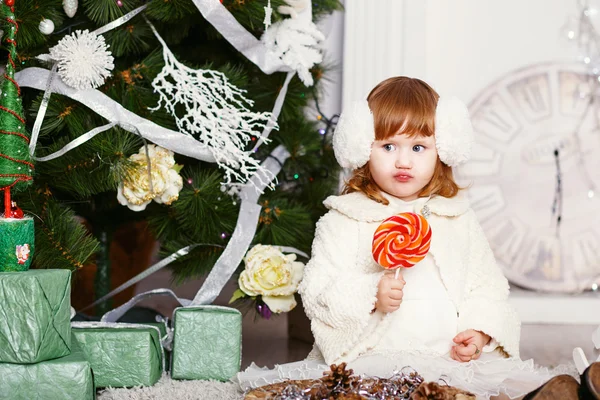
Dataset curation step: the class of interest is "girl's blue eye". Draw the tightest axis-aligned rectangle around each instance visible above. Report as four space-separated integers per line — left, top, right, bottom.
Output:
383 144 396 151
413 145 425 152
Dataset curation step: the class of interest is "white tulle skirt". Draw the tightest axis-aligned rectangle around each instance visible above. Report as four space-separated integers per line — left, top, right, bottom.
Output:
236 351 574 399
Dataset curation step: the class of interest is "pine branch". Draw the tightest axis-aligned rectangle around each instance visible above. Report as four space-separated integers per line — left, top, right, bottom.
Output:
15 191 100 271
145 0 198 22
12 0 65 51
253 198 313 251
83 0 143 25
104 18 153 57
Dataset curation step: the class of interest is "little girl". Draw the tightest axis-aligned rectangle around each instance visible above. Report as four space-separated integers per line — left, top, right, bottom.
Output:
238 77 558 399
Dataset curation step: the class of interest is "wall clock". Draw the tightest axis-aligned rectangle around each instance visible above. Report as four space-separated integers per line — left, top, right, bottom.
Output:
457 62 600 292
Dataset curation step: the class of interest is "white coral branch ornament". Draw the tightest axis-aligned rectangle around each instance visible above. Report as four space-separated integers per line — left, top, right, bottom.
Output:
49 29 114 90
146 20 276 187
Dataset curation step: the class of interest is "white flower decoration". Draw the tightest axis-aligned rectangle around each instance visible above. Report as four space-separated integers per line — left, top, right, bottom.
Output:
261 17 324 87
117 145 183 212
238 245 304 313
49 29 114 90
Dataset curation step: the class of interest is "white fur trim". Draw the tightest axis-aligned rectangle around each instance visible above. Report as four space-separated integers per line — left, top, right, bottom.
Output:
332 100 375 169
435 97 474 167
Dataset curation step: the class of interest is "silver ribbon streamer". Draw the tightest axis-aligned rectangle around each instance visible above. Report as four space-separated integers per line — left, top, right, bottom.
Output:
15 67 216 163
29 63 58 157
191 145 289 305
92 5 149 36
191 0 290 74
79 146 291 318
251 71 295 152
34 122 116 161
100 289 191 323
78 245 207 313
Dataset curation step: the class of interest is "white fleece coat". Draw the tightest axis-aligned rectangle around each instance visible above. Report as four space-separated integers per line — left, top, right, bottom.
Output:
298 191 521 365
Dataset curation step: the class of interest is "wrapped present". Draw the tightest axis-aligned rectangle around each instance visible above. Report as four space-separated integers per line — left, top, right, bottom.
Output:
0 216 34 272
0 334 94 400
171 305 242 381
0 269 71 363
72 322 165 388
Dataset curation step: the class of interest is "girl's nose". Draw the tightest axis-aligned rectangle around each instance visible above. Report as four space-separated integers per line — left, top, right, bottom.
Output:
395 153 412 169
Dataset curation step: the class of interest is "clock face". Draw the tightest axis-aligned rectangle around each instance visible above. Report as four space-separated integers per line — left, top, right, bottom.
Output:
457 62 600 293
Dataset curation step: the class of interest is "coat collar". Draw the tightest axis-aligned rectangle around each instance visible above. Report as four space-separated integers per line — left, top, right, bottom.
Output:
323 191 470 222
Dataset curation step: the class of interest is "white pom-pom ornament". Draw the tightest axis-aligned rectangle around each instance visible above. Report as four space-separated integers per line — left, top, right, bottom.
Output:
39 19 55 35
49 30 114 90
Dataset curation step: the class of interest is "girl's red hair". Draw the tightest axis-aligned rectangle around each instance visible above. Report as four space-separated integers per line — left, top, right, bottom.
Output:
342 77 460 204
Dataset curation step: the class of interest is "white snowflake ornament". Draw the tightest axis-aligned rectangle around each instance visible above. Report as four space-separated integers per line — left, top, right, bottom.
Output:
49 30 114 90
261 18 324 87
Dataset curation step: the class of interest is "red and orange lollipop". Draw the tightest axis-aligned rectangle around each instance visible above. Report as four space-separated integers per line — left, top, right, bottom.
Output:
372 212 432 272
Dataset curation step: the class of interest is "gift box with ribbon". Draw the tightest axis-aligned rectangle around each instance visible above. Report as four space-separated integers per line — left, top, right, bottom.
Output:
72 321 165 388
0 269 71 364
0 334 94 400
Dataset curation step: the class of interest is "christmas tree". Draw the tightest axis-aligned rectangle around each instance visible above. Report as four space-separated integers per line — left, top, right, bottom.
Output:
3 0 341 315
0 0 33 216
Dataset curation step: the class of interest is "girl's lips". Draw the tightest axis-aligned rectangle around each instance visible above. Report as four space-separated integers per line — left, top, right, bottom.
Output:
394 174 413 182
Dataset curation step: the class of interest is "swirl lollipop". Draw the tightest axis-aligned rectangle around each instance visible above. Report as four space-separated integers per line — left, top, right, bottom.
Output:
372 212 432 278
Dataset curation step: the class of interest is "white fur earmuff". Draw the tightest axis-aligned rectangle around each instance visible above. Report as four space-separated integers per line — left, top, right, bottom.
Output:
434 96 474 167
332 100 375 170
332 96 474 170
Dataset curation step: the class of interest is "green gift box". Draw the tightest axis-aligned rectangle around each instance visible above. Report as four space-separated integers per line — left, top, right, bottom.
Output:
171 306 242 381
72 322 164 388
0 269 71 363
0 217 34 272
0 334 94 400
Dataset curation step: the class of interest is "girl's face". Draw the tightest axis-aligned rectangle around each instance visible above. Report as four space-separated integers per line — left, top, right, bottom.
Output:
369 133 437 201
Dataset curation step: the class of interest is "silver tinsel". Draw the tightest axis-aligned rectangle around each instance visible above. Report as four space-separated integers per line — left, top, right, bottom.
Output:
63 0 78 18
246 368 425 400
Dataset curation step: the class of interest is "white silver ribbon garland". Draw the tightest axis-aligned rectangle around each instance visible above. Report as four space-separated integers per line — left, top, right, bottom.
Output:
79 145 291 318
191 0 290 75
191 145 290 305
275 245 308 259
92 5 149 36
29 63 58 157
21 0 305 172
78 244 208 313
251 71 295 153
100 289 191 323
33 122 116 161
15 67 216 163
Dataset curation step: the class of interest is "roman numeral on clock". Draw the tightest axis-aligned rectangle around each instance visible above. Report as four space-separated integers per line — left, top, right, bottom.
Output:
472 94 521 143
486 217 527 268
468 185 505 223
571 233 600 278
508 74 552 122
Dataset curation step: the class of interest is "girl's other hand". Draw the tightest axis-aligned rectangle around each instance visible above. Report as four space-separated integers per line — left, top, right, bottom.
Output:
374 270 406 313
450 329 491 363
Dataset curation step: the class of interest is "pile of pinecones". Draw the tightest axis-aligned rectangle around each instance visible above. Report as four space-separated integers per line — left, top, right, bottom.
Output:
244 363 476 400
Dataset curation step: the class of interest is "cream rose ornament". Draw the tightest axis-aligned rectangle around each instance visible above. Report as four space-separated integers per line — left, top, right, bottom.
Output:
238 245 305 313
117 144 184 211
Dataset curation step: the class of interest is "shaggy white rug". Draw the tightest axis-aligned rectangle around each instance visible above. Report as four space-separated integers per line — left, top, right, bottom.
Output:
97 375 244 400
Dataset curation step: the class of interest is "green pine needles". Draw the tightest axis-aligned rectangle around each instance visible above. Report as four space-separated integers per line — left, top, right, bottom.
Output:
3 0 342 304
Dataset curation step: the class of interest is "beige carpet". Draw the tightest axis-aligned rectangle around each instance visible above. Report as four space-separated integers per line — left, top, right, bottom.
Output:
97 375 243 400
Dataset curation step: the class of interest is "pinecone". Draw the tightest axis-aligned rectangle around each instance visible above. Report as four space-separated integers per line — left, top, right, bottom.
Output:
321 363 358 396
410 382 476 400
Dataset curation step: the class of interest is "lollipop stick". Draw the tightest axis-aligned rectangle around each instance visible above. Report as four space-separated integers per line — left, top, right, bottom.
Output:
394 268 400 280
